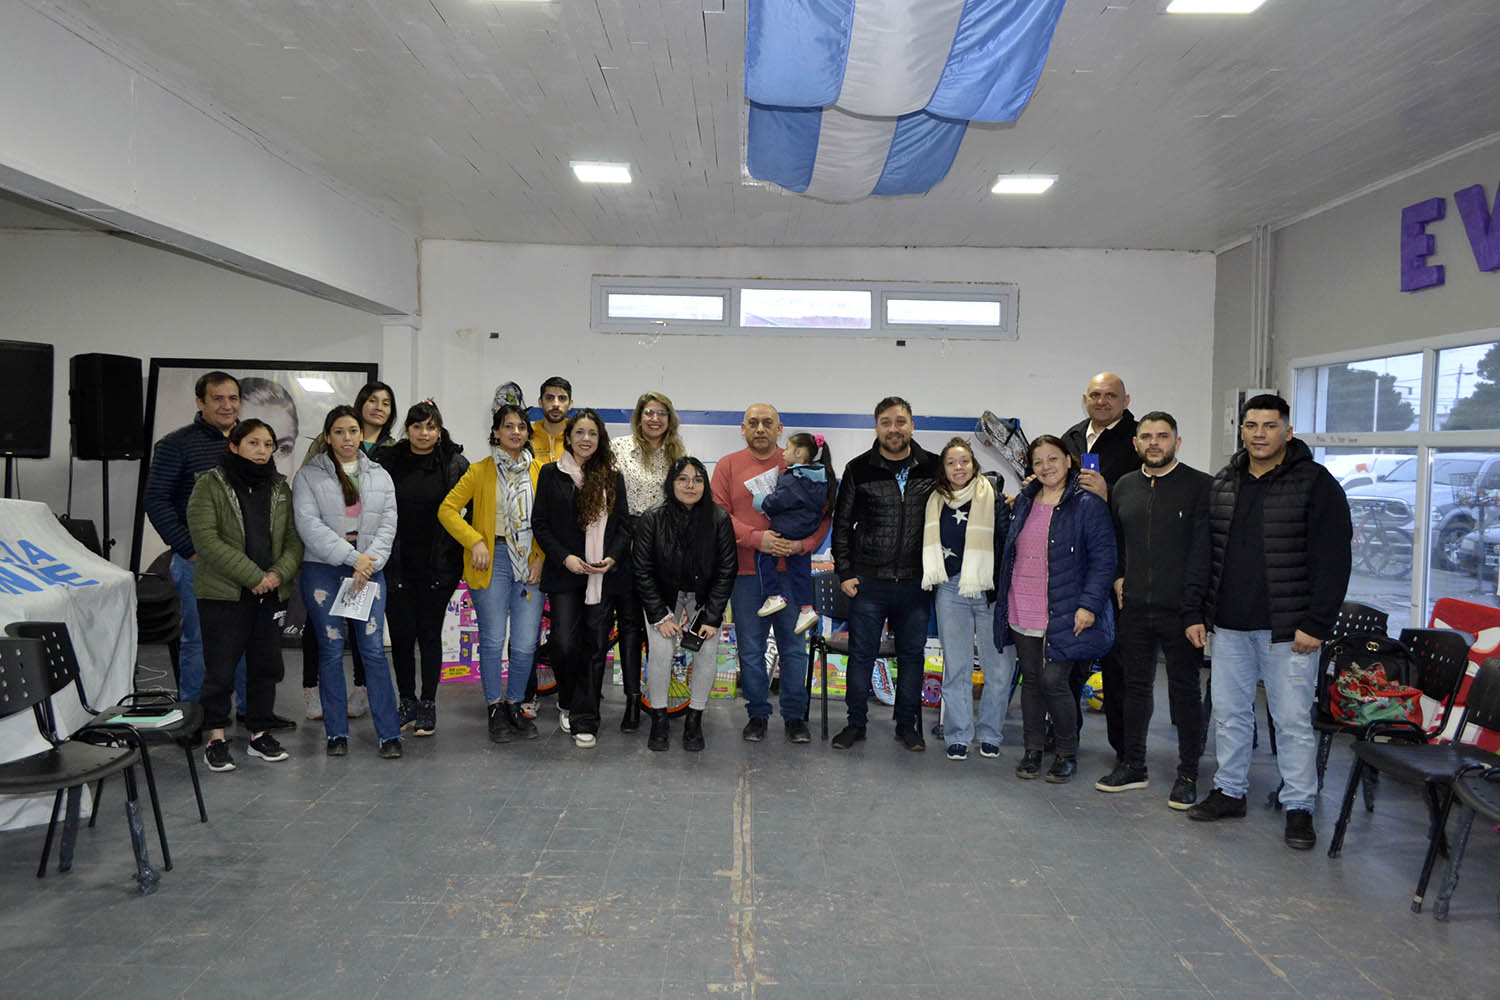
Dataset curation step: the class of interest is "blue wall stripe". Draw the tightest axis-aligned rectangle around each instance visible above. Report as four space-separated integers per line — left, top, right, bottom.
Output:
527 408 977 433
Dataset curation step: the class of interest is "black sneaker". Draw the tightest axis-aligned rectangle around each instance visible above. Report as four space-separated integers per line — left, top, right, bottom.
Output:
414 700 437 737
1044 756 1077 783
398 697 420 732
1168 777 1197 811
1284 809 1317 850
487 702 513 744
742 717 768 742
979 743 1001 758
378 738 403 759
203 739 235 772
1187 788 1247 822
785 719 812 744
246 733 289 762
1095 763 1149 793
326 736 349 757
895 724 926 751
1015 750 1043 779
505 702 539 740
830 724 866 750
946 743 968 761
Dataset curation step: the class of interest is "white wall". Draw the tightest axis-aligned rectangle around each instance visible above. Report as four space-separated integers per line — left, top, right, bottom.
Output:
418 242 1218 470
0 230 382 564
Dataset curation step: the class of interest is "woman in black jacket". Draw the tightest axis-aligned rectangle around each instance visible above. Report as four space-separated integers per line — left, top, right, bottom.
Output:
375 400 469 736
532 408 631 749
633 456 737 752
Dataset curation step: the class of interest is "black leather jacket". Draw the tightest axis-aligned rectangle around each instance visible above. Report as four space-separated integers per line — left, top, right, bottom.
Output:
832 441 939 583
632 503 737 626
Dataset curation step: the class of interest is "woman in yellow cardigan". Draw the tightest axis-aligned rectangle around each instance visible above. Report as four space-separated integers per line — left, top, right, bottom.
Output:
439 403 546 742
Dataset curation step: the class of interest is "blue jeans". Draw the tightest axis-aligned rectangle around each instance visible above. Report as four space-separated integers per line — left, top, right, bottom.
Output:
171 553 247 709
730 573 809 721
755 550 812 607
1208 628 1319 812
933 576 1012 746
844 577 930 729
469 548 544 704
300 561 401 743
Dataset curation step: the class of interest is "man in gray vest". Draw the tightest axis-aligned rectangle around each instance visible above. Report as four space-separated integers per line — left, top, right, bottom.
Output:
1182 394 1351 850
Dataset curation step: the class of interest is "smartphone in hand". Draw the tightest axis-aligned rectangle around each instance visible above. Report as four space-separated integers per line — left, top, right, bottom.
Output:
1081 453 1100 472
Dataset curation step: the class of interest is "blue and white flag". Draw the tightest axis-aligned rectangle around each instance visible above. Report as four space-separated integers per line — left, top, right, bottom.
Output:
745 0 1066 201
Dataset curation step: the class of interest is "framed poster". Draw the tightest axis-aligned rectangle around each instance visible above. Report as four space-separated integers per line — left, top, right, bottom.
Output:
129 358 378 573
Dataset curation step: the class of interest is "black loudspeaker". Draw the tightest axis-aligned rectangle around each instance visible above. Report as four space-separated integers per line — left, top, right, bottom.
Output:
70 353 145 460
0 340 54 457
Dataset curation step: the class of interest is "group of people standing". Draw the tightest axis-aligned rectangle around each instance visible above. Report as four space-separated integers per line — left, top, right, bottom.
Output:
146 366 1352 851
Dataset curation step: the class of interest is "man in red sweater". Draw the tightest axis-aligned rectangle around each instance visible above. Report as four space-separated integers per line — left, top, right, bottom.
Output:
712 403 830 744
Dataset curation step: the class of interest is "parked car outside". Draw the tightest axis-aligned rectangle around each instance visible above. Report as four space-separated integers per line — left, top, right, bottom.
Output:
1342 452 1500 572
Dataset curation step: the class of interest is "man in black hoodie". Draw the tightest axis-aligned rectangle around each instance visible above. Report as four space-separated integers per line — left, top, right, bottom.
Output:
1096 412 1210 810
1182 394 1352 850
830 397 939 752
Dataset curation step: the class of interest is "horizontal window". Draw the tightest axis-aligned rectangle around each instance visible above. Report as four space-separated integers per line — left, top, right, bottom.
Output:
605 292 725 323
884 295 1003 329
740 288 871 330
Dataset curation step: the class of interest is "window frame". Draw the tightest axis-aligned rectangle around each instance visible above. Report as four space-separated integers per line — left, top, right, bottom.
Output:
590 275 1017 341
1289 325 1500 624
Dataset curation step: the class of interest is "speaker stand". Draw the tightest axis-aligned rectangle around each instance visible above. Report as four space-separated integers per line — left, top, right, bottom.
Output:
99 458 113 562
3 456 14 499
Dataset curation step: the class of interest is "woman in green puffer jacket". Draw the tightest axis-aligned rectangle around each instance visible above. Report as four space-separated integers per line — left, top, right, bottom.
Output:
186 418 303 773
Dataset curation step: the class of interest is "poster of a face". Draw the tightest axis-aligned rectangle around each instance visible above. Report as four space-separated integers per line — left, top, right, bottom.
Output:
132 360 377 572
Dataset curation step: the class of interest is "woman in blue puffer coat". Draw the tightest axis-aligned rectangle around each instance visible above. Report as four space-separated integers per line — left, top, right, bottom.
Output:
993 435 1116 784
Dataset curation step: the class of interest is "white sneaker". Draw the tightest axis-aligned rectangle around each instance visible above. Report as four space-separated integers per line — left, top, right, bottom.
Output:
573 732 596 748
347 686 369 718
559 709 571 733
303 688 323 721
757 596 787 617
794 608 819 635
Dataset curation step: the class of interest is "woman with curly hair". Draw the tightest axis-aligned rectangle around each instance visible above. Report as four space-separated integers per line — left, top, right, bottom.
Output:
610 391 688 732
532 408 631 748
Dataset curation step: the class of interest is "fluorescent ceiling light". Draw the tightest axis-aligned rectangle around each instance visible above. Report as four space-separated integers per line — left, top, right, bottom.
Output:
570 161 632 184
296 377 335 393
1165 0 1267 13
991 174 1056 195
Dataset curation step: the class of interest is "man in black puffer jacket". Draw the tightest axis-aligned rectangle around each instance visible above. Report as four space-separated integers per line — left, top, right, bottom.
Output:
1182 394 1352 851
831 397 939 752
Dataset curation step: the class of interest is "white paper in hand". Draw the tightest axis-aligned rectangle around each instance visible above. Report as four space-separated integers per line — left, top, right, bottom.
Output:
331 578 379 621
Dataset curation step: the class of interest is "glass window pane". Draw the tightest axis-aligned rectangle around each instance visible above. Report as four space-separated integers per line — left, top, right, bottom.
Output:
886 297 1002 327
1424 446 1500 627
1293 354 1423 433
606 292 724 322
1436 341 1500 430
1322 445 1419 635
740 288 871 329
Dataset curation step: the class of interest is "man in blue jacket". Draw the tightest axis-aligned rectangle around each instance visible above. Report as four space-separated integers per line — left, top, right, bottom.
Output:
144 371 290 729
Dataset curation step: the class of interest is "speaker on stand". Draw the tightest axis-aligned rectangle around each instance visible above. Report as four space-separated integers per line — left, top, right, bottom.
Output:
69 353 146 561
0 340 55 498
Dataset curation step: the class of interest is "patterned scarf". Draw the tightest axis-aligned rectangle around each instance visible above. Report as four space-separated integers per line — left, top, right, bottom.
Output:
493 446 534 581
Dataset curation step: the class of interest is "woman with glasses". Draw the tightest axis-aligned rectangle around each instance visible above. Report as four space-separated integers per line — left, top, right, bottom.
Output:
632 456 737 751
611 392 688 731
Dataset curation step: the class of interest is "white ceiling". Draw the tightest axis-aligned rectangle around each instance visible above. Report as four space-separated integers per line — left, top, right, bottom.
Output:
19 0 1500 251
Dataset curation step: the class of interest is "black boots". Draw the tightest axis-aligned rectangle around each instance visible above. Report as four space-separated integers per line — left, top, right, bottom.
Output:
620 694 642 732
487 702 512 744
682 708 705 752
647 708 670 752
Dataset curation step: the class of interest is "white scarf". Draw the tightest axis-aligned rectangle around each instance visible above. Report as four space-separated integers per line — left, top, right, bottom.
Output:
921 474 996 598
557 451 608 606
493 446 534 581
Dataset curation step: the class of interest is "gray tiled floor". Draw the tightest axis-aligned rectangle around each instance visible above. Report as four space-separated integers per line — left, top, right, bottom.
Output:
3 649 1499 999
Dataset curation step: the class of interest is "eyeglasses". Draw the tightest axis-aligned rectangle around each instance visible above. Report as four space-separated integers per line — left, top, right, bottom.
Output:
641 409 669 419
674 475 704 486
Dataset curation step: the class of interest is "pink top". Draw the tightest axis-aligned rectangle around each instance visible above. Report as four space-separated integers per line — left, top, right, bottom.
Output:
1008 501 1054 632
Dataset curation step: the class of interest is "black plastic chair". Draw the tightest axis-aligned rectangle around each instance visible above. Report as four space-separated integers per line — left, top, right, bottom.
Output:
1328 644 1495 913
1433 755 1500 921
0 637 157 889
804 571 895 741
7 620 206 870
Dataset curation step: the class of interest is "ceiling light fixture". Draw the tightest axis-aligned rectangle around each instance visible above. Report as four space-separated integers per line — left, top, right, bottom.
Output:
991 174 1056 195
1164 0 1267 13
570 161 632 184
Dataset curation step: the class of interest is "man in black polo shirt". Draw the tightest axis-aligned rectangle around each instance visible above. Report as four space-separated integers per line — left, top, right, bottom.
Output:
1096 411 1210 809
1061 371 1138 758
